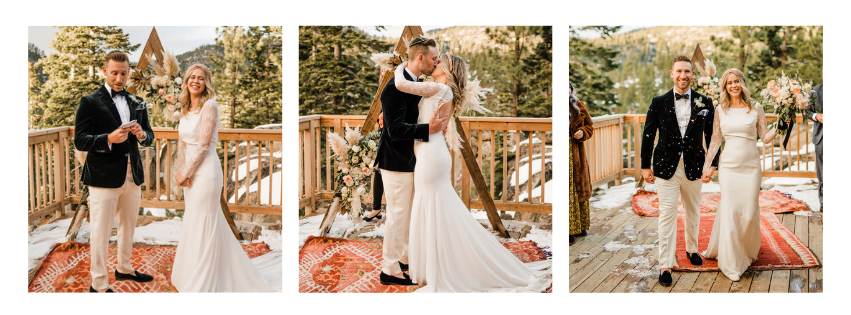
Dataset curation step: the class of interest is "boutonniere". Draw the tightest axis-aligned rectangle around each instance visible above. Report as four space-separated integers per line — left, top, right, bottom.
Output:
127 94 143 105
694 97 707 108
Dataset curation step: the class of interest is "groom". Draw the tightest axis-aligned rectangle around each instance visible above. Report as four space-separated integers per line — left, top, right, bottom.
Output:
641 55 718 286
74 50 155 292
373 37 447 286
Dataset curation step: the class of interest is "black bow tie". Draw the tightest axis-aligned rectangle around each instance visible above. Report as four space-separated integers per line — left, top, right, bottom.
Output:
111 89 128 99
675 93 689 101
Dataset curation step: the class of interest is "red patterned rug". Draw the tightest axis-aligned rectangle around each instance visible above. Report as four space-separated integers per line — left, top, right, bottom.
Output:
631 189 811 217
629 190 818 271
299 236 552 293
672 212 820 271
28 241 271 293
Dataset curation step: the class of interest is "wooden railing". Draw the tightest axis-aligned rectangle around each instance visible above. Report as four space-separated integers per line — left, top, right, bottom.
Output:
299 115 553 215
587 113 817 188
28 127 282 224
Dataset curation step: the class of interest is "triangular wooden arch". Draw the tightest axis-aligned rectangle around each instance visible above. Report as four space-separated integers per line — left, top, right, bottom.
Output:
691 43 706 73
362 26 508 238
125 27 242 241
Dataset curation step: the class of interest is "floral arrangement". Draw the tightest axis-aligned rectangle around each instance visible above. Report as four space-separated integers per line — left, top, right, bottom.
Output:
759 71 815 136
327 124 381 218
370 52 404 72
129 51 183 127
690 59 720 107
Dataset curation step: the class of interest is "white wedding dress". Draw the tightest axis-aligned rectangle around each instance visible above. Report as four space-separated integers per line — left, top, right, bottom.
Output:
702 104 774 281
393 66 552 293
171 99 273 292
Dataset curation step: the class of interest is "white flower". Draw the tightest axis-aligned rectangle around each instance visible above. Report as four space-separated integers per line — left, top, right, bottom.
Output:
363 156 371 164
175 77 183 85
166 104 176 112
368 140 376 148
341 186 348 195
352 145 361 153
352 156 359 163
357 186 366 195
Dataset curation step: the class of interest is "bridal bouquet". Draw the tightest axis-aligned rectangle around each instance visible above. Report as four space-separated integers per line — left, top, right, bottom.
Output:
759 71 815 136
327 124 381 217
690 59 720 106
370 52 404 72
129 51 183 127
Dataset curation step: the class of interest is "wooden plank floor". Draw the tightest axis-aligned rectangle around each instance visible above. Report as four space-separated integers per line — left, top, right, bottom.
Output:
569 201 822 293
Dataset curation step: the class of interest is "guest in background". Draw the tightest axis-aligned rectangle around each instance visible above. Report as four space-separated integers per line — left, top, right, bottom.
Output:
806 82 823 211
569 82 593 244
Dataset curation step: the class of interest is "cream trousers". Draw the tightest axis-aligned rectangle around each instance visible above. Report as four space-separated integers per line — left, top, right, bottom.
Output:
379 169 414 275
655 159 701 269
87 161 141 290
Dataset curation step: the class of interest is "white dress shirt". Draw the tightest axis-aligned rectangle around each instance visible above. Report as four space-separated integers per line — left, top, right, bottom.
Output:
673 88 692 138
104 83 145 157
404 67 419 82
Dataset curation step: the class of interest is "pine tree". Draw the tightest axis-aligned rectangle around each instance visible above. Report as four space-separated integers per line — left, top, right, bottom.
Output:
211 26 248 128
569 26 621 116
520 26 552 117
34 27 139 128
299 26 391 115
234 26 282 128
29 61 43 129
483 26 538 117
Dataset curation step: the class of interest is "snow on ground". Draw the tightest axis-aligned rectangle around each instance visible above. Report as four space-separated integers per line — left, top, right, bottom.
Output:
519 152 553 164
141 208 168 217
508 138 542 152
298 212 553 253
772 184 821 213
28 217 282 291
509 158 551 186
519 180 553 203
298 212 355 248
229 171 282 205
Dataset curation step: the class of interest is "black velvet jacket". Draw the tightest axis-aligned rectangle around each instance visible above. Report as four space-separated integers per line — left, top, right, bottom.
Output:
373 70 429 172
74 85 154 188
641 89 719 181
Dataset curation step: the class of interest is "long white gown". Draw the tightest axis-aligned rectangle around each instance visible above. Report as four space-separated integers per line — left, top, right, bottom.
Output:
702 104 774 281
393 66 552 293
171 99 273 292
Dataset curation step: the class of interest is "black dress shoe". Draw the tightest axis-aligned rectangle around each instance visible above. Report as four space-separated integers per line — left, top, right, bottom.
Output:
89 286 114 292
363 213 382 222
686 252 703 266
569 235 575 244
659 270 673 286
115 270 153 283
576 231 588 237
379 272 415 286
399 262 409 272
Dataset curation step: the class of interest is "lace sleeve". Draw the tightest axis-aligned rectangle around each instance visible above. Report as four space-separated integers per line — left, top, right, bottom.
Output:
703 110 723 172
756 105 777 144
179 103 218 179
394 64 443 98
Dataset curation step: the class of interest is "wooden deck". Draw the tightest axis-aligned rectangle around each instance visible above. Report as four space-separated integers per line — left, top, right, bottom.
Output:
569 198 823 293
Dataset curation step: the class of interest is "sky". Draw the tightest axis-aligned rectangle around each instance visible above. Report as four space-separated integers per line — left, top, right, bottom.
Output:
357 26 453 37
28 26 219 62
572 25 653 39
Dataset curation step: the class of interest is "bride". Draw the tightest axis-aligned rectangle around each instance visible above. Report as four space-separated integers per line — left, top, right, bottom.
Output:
393 58 551 292
700 68 785 281
171 64 273 292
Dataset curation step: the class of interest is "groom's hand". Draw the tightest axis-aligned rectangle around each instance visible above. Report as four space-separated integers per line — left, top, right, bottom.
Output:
700 167 715 183
107 127 130 144
377 113 384 128
127 122 146 140
642 169 655 184
428 110 448 134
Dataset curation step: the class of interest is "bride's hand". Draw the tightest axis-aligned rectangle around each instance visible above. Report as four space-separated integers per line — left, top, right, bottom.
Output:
399 61 408 68
700 168 715 183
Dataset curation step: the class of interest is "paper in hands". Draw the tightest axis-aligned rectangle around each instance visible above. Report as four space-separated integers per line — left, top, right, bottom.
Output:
119 120 138 129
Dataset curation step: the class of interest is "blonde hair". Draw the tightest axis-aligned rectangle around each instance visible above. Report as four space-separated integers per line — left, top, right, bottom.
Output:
717 68 754 113
179 64 216 113
440 53 467 109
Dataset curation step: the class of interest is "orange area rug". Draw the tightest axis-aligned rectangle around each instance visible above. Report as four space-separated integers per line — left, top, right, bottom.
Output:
299 236 551 293
630 190 818 271
28 241 271 293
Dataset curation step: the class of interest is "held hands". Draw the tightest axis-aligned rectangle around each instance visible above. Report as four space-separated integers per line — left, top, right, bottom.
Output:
573 130 584 139
700 167 716 183
642 169 655 184
428 109 449 135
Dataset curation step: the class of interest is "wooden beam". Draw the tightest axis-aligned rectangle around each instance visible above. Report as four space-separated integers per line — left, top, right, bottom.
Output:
455 118 509 238
130 27 165 94
691 43 706 72
220 193 242 240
